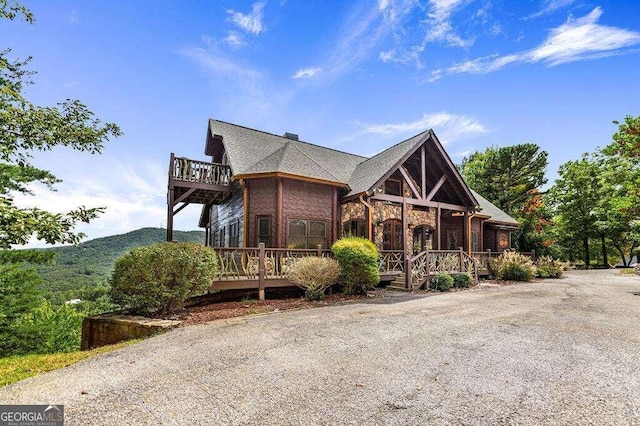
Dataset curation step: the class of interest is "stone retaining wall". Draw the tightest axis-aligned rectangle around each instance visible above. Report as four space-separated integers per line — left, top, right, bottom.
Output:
81 314 180 350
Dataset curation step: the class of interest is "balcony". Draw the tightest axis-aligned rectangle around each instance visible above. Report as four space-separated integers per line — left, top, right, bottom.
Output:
167 153 232 241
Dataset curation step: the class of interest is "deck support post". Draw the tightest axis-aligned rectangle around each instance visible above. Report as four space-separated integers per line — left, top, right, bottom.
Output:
258 243 266 301
459 247 464 272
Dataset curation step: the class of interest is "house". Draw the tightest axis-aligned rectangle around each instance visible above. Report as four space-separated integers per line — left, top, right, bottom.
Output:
168 119 518 250
167 119 520 291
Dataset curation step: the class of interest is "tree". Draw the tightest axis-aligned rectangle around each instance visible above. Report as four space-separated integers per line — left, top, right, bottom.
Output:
1 2 122 251
597 141 640 266
461 143 549 251
604 115 640 160
547 155 603 267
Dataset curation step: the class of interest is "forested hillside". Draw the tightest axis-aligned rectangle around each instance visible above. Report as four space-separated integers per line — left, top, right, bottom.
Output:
30 228 205 307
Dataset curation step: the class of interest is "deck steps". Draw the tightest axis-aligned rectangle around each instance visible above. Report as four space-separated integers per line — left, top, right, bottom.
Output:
386 274 412 292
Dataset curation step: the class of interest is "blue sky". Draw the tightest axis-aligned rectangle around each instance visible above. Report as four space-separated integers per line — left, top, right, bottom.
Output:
3 0 640 246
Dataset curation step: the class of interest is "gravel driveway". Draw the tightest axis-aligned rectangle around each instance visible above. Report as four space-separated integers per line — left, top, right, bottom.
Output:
2 270 640 425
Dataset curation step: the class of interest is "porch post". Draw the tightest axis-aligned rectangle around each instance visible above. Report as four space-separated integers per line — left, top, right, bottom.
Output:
276 177 283 247
436 206 441 250
258 242 266 301
402 198 408 288
167 153 175 242
464 211 471 254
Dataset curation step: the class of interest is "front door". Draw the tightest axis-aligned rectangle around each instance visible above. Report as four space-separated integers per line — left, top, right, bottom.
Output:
382 219 402 250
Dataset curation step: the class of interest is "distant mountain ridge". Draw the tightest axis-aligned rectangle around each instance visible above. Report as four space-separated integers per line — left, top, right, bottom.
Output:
33 227 205 305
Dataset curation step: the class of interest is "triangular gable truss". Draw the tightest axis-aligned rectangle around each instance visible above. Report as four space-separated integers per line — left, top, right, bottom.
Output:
365 130 478 211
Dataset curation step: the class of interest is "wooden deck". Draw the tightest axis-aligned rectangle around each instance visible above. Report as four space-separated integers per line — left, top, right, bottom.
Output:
207 246 537 298
167 154 232 241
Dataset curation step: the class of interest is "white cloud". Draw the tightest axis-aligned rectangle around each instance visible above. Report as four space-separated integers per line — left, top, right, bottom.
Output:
311 0 416 77
430 7 640 81
225 32 247 47
526 0 576 19
181 46 266 102
227 1 267 35
13 159 201 248
424 0 474 48
358 112 489 143
69 11 79 24
292 67 322 79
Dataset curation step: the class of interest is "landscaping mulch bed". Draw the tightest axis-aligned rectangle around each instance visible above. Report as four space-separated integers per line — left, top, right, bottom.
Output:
174 293 366 327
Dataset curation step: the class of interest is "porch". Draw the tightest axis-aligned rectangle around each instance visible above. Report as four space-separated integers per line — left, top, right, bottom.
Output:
207 245 532 299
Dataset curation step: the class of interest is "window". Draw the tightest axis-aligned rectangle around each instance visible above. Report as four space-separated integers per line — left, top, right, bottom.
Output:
343 219 366 237
384 179 402 196
218 226 226 248
471 232 479 252
382 219 403 250
229 220 239 248
257 216 271 247
448 231 457 250
288 219 327 249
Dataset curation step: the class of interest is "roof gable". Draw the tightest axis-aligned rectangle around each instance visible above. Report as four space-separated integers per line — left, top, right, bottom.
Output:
346 130 478 207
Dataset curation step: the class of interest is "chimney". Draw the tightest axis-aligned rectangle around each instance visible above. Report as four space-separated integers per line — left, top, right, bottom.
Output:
284 132 299 141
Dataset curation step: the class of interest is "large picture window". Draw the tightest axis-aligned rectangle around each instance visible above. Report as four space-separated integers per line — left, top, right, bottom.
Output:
288 219 327 249
257 216 271 247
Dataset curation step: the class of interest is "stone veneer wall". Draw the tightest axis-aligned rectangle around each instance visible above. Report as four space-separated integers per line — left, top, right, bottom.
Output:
341 201 365 226
340 198 436 253
81 314 180 350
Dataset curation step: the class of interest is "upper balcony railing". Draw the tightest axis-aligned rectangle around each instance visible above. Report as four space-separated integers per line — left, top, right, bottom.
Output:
170 154 231 186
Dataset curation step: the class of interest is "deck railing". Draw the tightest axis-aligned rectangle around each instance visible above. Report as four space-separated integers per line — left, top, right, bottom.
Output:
406 248 478 290
171 155 231 186
213 245 331 280
378 250 405 273
472 250 536 274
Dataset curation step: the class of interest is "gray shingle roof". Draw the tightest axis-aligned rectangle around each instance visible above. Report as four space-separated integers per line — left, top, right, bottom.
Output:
208 119 516 226
346 131 428 196
209 120 365 184
470 189 520 226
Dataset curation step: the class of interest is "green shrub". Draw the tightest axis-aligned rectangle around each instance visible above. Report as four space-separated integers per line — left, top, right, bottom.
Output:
11 301 84 354
452 272 473 288
490 252 536 282
535 256 564 278
431 273 454 291
331 237 379 295
288 257 341 300
110 242 218 315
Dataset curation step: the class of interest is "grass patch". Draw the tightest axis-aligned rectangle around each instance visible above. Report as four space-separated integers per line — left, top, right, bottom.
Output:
0 340 139 387
619 268 637 275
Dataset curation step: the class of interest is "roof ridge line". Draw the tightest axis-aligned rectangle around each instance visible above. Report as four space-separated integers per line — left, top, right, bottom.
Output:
210 118 368 160
351 129 430 168
288 143 342 182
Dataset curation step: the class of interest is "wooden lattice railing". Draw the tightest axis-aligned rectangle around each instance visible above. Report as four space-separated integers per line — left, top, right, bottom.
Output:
171 156 231 186
213 245 331 281
472 250 536 275
378 250 405 273
406 248 480 290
